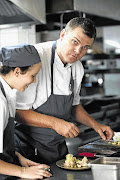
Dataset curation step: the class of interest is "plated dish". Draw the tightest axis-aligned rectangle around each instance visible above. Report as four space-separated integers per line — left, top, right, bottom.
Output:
56 154 90 170
56 159 90 170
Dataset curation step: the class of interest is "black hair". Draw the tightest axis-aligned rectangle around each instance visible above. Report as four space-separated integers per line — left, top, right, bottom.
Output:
0 66 30 75
65 17 96 40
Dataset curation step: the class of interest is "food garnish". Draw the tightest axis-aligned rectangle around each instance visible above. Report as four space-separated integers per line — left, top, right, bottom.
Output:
64 154 88 168
108 141 120 146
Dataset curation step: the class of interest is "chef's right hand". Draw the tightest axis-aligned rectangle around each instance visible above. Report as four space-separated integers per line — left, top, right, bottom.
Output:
54 119 80 138
20 164 52 179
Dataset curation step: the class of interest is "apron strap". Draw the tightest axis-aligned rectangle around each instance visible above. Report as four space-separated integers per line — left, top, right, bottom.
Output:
0 81 6 97
70 67 74 92
0 80 11 117
51 41 57 94
51 41 74 94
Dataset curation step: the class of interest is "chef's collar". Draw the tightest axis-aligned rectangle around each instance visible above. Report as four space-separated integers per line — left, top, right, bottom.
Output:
0 76 17 95
55 51 72 68
1 44 41 67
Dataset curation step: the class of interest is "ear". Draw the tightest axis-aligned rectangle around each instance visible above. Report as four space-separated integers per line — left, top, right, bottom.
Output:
60 29 66 40
14 67 21 77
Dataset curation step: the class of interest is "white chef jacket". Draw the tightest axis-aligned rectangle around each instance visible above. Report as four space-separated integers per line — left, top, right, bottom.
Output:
0 76 17 153
16 41 84 110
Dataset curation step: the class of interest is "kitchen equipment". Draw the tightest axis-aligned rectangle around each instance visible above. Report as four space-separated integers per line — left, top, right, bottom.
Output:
78 152 106 157
89 139 120 149
78 139 120 156
78 144 117 155
88 157 120 180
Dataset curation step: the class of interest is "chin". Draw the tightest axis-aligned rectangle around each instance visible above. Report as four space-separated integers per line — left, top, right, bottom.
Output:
69 60 77 64
69 57 78 63
18 88 25 92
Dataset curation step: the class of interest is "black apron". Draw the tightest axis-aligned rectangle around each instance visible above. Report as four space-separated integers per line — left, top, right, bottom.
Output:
15 41 74 163
0 81 16 164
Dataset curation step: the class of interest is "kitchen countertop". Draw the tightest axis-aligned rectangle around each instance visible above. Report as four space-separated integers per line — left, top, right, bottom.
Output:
45 162 93 180
0 162 93 180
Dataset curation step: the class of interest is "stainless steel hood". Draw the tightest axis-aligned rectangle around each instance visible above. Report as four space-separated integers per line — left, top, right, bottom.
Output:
44 0 120 31
47 0 120 21
0 0 46 25
74 0 120 21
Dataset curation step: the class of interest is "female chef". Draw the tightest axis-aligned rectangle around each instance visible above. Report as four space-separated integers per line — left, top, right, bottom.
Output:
0 45 52 179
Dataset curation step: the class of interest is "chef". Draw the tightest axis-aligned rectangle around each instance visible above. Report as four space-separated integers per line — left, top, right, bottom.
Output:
15 17 114 164
0 45 52 179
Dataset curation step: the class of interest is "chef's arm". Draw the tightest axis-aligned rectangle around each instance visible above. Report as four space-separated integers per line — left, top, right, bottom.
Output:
16 109 80 138
16 109 58 128
72 104 114 141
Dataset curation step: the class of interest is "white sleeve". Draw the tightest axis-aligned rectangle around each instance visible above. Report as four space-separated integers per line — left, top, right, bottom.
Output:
16 77 38 110
0 96 7 153
72 61 84 106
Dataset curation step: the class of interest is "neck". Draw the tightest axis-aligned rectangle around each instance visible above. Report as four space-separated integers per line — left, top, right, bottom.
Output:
56 39 66 65
0 74 14 89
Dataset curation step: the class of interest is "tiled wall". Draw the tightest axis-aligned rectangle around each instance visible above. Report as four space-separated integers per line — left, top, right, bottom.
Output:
0 24 36 48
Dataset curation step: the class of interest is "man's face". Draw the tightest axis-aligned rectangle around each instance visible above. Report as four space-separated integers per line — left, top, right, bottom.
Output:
58 27 94 64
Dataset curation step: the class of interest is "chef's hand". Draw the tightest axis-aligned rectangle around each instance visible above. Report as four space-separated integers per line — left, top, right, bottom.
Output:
93 123 114 141
54 119 80 138
16 152 52 179
20 164 52 179
15 152 39 167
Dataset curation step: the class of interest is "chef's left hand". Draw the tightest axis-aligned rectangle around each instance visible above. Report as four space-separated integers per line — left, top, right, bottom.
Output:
15 152 39 167
93 123 114 141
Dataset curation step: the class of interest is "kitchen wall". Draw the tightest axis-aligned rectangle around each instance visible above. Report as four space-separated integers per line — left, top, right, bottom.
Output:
103 26 120 95
103 25 120 54
36 30 60 43
0 24 36 48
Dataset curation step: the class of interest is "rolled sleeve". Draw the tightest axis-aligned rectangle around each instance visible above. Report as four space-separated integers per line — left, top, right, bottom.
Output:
0 97 7 153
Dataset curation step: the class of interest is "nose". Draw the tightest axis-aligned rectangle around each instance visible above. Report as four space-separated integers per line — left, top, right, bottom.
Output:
75 45 82 54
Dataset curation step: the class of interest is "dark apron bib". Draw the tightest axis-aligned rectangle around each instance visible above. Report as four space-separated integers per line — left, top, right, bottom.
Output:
15 41 74 163
0 81 16 164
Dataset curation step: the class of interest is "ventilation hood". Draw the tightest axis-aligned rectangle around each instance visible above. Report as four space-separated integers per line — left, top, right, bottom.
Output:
74 0 120 21
42 0 120 31
1 0 120 30
46 0 120 21
0 0 46 26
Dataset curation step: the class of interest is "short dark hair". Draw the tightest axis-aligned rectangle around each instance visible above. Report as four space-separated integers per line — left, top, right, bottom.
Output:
65 17 96 40
0 66 30 75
